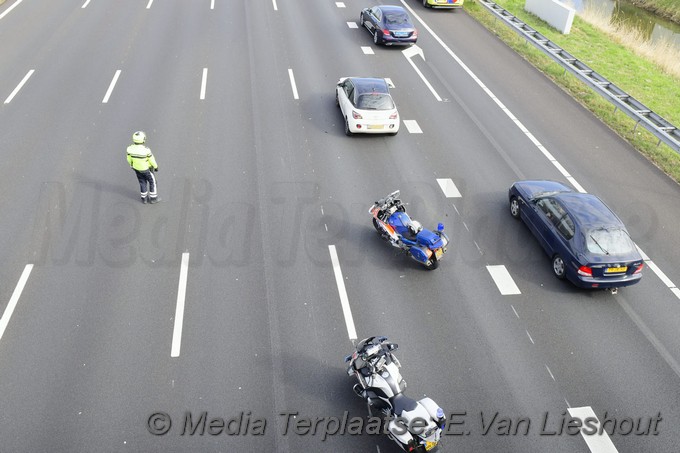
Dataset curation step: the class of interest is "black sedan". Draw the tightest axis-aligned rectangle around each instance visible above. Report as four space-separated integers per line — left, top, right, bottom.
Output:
508 180 644 289
360 5 417 46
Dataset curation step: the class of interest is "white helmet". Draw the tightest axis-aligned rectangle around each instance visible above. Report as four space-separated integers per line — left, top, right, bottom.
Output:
132 131 146 144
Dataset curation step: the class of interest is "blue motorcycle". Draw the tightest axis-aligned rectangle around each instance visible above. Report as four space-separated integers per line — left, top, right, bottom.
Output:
369 190 449 270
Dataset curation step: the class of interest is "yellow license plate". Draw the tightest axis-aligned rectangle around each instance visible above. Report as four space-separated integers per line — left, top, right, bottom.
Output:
426 441 438 451
605 266 627 273
435 248 444 259
367 124 384 129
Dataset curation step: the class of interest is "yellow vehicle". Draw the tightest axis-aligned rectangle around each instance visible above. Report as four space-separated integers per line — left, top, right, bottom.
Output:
423 0 464 9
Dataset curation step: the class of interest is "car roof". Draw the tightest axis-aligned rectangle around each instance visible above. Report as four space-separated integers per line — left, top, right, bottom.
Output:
554 193 623 228
350 77 390 95
377 5 408 14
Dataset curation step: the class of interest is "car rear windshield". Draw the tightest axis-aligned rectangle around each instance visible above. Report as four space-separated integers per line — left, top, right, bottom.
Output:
585 228 635 255
357 93 395 110
385 13 411 26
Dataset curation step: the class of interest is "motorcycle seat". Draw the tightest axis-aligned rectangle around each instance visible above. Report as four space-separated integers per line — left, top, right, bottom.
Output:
390 393 418 416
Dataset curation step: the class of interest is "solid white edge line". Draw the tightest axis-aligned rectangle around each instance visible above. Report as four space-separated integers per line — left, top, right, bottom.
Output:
0 0 25 20
4 69 34 104
567 407 619 453
200 68 208 100
288 68 299 100
102 69 121 103
329 245 357 340
644 259 676 288
171 253 190 358
0 264 34 342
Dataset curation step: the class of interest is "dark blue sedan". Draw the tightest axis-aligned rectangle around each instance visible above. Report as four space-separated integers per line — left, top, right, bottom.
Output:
360 5 417 46
508 180 643 289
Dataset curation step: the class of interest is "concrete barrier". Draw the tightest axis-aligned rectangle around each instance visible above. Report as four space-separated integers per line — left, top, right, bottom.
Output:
525 0 575 34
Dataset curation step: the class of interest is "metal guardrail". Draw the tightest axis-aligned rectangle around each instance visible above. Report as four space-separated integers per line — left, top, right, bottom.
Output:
477 0 680 153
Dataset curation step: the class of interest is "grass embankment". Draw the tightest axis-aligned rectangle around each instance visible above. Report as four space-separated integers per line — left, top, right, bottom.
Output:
629 0 680 24
464 0 680 184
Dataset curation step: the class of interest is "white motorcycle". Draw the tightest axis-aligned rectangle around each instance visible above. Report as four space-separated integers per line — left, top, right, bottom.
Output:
345 336 446 452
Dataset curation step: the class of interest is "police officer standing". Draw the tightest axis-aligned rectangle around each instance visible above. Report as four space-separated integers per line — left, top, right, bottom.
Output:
126 131 159 204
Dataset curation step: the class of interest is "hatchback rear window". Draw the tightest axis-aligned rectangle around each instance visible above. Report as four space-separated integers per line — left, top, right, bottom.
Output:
357 93 395 110
585 228 635 255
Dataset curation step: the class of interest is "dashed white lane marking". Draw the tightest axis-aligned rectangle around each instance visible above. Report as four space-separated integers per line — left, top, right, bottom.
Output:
567 407 619 453
200 68 208 100
288 68 299 100
171 253 190 358
211 0 215 9
335 2 346 7
81 0 91 8
436 178 462 198
526 330 534 344
486 265 521 295
0 0 25 20
384 78 395 88
361 46 374 55
545 364 555 381
347 22 358 29
400 0 679 303
146 0 153 9
102 69 121 103
0 264 33 342
403 120 422 134
329 245 357 341
272 0 277 11
4 69 34 104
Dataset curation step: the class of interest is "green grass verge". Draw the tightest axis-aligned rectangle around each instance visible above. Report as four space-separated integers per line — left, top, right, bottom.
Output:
464 0 680 184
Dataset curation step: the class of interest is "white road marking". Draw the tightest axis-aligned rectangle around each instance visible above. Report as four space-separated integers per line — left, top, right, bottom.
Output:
384 78 395 88
403 120 422 134
335 2 346 7
102 69 121 103
329 245 357 341
4 69 34 104
567 407 619 453
511 304 519 319
361 46 374 55
0 0 25 20
272 0 277 11
171 253 190 358
436 178 462 198
146 0 153 9
0 264 33 342
526 329 534 344
400 0 679 302
545 364 555 381
347 22 358 29
81 0 91 8
211 0 215 9
200 68 208 100
288 68 299 100
402 45 442 101
486 265 521 295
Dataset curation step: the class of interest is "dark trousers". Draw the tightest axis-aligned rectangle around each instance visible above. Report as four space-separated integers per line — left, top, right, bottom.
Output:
134 169 157 200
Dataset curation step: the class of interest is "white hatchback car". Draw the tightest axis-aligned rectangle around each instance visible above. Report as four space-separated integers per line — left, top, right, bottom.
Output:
336 77 400 136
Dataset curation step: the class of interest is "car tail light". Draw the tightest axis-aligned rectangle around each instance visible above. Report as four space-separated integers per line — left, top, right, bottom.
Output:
352 110 362 119
383 29 391 37
633 262 644 274
389 111 398 119
577 265 592 277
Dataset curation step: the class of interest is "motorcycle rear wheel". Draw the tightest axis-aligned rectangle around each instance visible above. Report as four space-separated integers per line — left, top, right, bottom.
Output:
424 255 439 270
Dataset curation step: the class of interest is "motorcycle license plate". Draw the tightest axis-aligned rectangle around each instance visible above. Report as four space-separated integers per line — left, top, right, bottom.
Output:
434 248 444 259
426 441 438 451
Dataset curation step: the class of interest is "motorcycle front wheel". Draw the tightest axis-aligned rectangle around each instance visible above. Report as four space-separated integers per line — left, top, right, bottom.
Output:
372 218 384 235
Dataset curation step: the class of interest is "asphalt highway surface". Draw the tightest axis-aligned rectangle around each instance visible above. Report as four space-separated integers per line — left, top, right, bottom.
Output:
1 1 679 452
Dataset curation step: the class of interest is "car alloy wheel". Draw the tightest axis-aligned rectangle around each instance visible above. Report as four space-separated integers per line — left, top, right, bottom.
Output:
552 255 566 279
345 117 353 136
510 197 520 219
374 31 380 45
